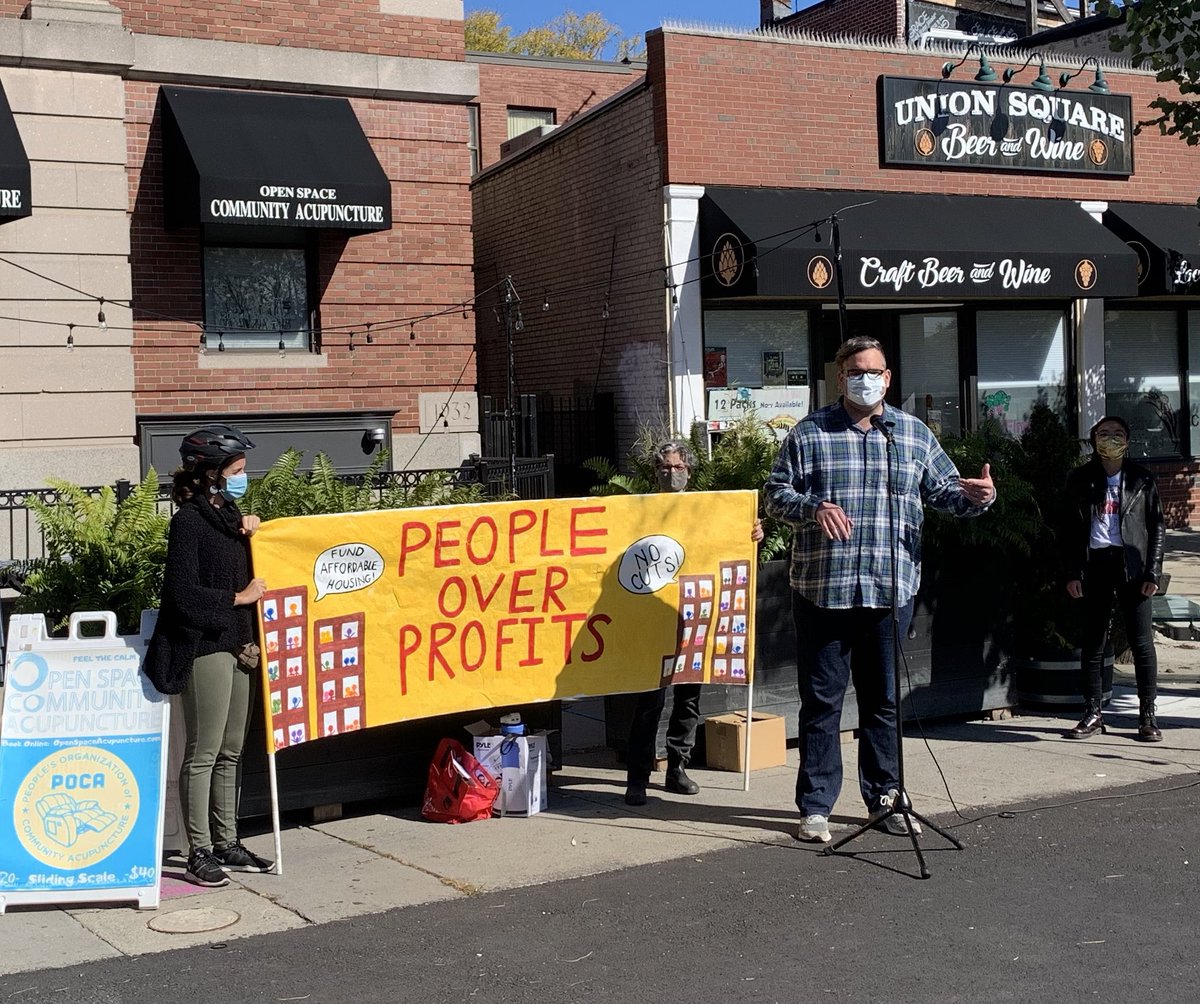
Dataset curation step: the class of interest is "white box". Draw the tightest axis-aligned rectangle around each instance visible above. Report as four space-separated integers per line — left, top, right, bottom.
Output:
471 733 548 817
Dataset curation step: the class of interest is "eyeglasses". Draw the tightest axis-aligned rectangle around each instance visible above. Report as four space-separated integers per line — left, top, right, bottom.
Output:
658 464 688 473
845 368 886 379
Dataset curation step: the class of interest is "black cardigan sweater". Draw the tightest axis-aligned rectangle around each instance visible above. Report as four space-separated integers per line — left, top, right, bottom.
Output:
145 495 254 693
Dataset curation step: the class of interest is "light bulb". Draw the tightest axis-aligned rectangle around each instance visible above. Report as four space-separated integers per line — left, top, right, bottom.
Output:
67 324 75 351
97 299 107 333
199 331 208 355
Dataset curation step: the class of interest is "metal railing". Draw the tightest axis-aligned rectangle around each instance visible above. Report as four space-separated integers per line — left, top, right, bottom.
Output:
0 456 555 566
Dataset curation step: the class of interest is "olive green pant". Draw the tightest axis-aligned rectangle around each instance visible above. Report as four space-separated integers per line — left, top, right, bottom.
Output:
180 651 253 853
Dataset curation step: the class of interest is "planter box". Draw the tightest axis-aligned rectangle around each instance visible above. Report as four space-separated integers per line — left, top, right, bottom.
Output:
1016 653 1114 710
605 555 1018 756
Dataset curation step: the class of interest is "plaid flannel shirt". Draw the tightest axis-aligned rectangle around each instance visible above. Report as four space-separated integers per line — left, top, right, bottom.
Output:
764 401 989 609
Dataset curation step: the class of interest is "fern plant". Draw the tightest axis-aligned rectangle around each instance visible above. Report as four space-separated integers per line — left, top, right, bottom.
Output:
241 448 492 519
585 417 792 562
16 472 170 634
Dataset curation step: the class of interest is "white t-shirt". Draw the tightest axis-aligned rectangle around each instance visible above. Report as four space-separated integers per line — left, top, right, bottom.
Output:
1089 472 1122 549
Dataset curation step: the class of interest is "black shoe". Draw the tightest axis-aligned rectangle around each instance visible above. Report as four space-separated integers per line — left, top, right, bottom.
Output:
665 765 700 795
213 840 274 873
1066 703 1106 739
1138 702 1163 743
624 781 648 806
185 847 230 887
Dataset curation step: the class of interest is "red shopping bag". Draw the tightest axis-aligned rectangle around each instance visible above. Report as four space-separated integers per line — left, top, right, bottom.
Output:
421 737 500 823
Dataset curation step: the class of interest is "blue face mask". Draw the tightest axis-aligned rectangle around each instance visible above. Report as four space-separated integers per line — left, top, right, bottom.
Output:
220 472 248 501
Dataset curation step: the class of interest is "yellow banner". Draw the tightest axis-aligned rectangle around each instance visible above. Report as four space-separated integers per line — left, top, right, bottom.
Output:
250 491 758 752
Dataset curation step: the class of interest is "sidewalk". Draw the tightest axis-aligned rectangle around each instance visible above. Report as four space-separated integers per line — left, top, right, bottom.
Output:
3 532 1199 977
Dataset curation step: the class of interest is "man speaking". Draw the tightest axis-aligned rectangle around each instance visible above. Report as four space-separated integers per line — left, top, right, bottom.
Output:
764 337 994 843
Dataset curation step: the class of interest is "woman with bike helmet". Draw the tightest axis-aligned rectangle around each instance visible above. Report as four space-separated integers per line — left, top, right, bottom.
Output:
146 423 273 886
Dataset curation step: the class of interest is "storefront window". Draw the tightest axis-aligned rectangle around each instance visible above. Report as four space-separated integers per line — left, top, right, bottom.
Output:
898 312 960 438
1189 311 1200 454
1105 310 1183 458
976 310 1067 437
203 246 310 351
702 310 810 437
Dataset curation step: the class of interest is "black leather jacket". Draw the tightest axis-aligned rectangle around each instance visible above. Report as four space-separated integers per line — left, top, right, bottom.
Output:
1062 458 1165 585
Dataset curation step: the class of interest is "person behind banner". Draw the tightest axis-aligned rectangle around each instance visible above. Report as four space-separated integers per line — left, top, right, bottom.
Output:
764 337 994 844
624 439 764 807
1062 416 1165 743
149 424 274 886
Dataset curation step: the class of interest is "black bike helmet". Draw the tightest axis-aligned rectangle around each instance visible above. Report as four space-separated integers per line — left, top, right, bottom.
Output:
179 424 256 469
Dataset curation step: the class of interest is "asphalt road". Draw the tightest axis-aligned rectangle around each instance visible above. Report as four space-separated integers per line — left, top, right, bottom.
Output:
2 776 1199 1004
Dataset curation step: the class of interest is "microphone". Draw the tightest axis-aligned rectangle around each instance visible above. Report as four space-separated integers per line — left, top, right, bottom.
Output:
870 415 895 442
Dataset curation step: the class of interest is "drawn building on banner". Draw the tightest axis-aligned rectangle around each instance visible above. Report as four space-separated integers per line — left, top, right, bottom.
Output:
313 613 366 737
711 559 750 682
662 560 751 685
262 587 311 749
667 572 716 685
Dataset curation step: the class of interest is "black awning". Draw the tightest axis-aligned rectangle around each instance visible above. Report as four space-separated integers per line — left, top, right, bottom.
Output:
160 85 391 232
1103 202 1200 295
700 188 1137 300
0 81 31 222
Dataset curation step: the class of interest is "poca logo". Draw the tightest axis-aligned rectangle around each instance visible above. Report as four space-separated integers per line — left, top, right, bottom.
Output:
618 535 685 595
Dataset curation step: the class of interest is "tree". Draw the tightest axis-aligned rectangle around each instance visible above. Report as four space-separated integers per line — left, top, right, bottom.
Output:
465 9 513 52
1108 1 1200 144
465 8 644 61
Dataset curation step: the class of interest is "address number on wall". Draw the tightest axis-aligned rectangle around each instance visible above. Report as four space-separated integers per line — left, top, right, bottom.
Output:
418 392 478 434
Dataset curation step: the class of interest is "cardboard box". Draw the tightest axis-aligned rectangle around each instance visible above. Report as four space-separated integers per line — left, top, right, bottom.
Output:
704 711 787 772
469 732 548 817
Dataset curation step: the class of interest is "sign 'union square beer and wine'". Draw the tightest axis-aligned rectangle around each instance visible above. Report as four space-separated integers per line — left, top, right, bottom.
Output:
880 76 1134 176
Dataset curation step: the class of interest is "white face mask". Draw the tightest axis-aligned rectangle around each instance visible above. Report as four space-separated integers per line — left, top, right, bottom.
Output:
845 372 886 408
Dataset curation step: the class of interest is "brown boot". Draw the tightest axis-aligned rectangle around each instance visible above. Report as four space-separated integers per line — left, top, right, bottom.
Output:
1066 701 1106 739
1137 701 1163 743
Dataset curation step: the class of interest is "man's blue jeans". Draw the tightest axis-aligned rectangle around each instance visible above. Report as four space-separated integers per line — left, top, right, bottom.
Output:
792 592 914 818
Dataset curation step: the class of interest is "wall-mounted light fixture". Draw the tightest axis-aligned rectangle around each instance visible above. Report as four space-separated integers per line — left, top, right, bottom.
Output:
361 427 387 454
1058 55 1110 95
941 45 996 83
1002 52 1054 92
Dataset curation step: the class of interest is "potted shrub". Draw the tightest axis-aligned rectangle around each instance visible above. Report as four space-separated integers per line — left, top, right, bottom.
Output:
924 404 1098 709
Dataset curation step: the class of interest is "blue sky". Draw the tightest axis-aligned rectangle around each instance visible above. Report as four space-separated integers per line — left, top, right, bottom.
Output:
465 0 777 46
466 1 1095 53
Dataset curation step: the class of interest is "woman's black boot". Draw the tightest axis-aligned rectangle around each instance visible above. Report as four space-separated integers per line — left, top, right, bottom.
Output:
1066 701 1106 739
1138 700 1163 742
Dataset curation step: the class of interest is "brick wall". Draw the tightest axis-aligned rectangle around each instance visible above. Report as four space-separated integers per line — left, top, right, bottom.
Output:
126 81 475 437
473 58 643 169
1 1 465 61
776 0 904 38
651 30 1200 200
1148 461 1198 530
472 84 666 458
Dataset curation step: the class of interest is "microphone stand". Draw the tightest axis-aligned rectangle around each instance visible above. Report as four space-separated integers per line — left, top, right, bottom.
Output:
822 415 963 879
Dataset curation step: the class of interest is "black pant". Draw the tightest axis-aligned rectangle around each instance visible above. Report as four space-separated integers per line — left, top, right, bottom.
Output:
626 684 702 783
1081 547 1157 702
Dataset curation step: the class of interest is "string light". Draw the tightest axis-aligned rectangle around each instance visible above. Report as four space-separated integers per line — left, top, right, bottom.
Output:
365 323 373 345
217 331 225 353
542 292 550 312
97 298 107 333
278 335 286 358
410 321 416 341
462 305 470 319
601 297 609 320
513 309 524 333
199 328 207 354
348 330 356 352
66 322 74 351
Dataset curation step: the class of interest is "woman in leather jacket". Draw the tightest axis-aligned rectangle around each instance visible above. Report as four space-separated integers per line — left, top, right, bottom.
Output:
1061 416 1165 742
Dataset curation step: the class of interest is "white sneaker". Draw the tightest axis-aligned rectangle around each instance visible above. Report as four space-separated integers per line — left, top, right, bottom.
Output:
797 814 832 843
870 789 922 836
